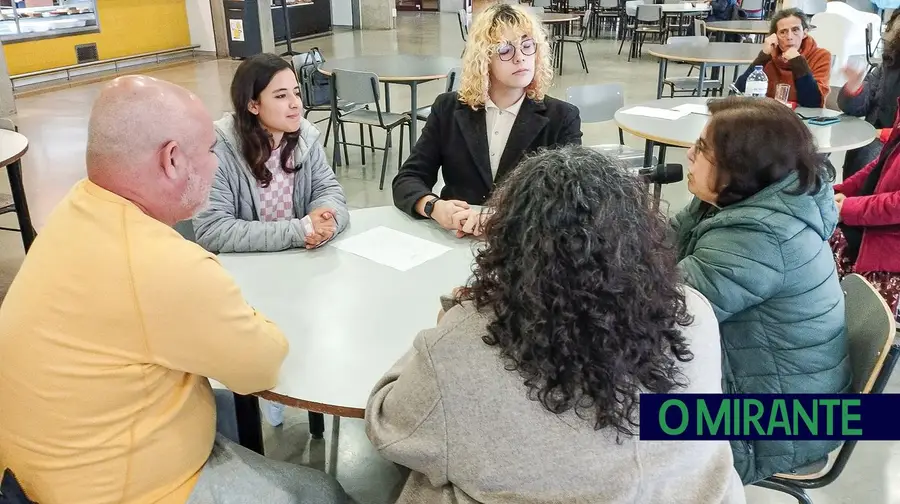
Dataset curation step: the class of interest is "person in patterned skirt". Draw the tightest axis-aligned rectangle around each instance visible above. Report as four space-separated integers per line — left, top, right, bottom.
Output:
831 104 900 317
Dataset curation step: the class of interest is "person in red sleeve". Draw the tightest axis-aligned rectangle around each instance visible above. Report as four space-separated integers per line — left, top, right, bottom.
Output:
830 104 900 315
837 10 900 180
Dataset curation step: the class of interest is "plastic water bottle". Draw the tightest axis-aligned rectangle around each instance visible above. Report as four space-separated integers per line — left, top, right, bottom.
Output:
745 66 769 98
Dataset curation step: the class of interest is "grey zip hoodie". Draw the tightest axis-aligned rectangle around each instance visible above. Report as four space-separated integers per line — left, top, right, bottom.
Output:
193 113 349 253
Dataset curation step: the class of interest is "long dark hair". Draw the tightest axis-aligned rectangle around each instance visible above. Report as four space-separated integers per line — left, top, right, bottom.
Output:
882 10 900 68
701 97 833 207
230 53 301 187
459 146 694 437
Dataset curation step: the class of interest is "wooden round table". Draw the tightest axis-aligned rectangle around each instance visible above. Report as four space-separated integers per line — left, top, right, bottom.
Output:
615 97 877 154
0 129 35 251
646 42 761 98
318 55 460 165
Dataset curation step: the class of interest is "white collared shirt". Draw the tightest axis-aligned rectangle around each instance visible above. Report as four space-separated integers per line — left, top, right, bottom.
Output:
485 93 526 179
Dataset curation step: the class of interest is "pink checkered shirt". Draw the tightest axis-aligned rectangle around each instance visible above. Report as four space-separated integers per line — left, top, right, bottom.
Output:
257 146 296 222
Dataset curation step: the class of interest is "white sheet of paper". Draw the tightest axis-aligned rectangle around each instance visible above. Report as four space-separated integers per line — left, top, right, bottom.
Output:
672 103 710 115
333 226 452 272
620 106 691 120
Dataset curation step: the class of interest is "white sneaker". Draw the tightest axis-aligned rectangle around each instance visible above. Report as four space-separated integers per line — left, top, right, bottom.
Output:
262 400 285 427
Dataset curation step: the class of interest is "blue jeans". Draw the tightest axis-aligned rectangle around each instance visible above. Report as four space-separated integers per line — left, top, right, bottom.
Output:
213 389 240 445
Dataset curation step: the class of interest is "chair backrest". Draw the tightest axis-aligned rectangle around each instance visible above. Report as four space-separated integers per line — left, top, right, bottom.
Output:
457 9 469 41
805 0 827 14
664 0 681 4
841 274 897 394
446 68 462 92
526 5 545 15
580 7 592 27
566 83 625 123
636 4 662 21
694 18 706 36
740 0 764 12
333 69 380 105
599 0 619 9
569 0 587 8
0 118 16 132
625 0 643 16
533 0 553 8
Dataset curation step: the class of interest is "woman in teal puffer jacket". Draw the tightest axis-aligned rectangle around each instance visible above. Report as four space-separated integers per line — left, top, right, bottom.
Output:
673 97 852 485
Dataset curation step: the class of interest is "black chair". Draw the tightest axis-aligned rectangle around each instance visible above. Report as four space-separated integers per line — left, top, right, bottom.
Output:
555 8 592 74
753 274 900 504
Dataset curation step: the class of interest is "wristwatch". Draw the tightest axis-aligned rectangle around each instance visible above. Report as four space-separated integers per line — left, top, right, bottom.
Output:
424 196 441 219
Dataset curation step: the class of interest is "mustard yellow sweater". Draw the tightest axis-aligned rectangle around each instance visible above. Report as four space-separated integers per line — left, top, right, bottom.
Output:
0 180 288 504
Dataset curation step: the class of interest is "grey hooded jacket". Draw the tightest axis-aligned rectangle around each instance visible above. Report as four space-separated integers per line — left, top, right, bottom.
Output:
193 114 349 253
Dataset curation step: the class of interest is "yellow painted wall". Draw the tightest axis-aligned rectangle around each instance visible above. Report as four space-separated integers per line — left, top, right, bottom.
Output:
3 0 191 75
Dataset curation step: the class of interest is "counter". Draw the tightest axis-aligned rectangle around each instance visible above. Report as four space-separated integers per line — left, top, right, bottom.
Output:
271 0 331 43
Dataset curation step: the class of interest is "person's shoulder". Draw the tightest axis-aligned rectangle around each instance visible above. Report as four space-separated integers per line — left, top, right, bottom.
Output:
433 91 463 110
420 301 490 352
126 216 222 285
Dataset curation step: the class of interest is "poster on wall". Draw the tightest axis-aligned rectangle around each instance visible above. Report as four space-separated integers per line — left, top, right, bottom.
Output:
229 19 245 42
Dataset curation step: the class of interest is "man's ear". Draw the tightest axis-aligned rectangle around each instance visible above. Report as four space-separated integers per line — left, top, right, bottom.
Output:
160 140 179 180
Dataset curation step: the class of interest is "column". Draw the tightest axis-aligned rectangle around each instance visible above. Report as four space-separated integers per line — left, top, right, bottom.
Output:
0 40 16 118
361 0 395 29
257 0 276 53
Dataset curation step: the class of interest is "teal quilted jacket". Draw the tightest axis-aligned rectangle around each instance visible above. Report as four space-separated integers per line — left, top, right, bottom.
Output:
673 172 851 484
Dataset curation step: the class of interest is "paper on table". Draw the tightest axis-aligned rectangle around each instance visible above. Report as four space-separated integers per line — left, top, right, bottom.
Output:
672 103 710 115
620 106 691 120
333 226 452 272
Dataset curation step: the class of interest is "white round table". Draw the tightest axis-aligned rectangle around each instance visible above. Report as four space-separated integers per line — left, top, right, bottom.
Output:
217 206 478 462
646 42 761 98
615 97 877 155
0 129 35 251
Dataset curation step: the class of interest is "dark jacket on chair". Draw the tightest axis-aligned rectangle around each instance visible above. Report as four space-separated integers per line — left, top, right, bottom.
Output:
391 92 583 216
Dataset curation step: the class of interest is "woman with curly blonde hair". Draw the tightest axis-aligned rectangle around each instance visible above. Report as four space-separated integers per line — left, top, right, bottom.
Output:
392 2 581 238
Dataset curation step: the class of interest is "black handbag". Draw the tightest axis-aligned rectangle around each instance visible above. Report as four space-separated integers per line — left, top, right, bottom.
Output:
296 47 331 108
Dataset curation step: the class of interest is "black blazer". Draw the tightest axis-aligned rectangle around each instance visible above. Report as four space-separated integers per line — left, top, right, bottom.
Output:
391 92 583 215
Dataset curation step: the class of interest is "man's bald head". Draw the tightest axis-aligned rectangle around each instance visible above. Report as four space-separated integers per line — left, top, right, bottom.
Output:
86 75 218 225
86 75 210 170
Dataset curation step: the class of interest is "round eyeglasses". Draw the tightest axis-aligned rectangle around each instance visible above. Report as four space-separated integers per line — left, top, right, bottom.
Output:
497 39 537 61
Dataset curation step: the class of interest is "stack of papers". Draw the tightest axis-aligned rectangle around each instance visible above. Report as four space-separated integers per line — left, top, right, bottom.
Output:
620 106 691 120
333 226 451 272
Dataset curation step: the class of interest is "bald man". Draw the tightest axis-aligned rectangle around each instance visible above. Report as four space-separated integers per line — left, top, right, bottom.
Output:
0 76 348 504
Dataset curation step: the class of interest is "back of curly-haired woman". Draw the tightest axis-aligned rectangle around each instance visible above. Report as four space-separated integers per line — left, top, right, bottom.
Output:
366 147 745 504
391 3 582 239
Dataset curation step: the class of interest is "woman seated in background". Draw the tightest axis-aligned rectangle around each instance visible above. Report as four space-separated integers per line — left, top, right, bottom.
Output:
673 97 851 484
391 3 581 238
837 9 900 179
193 53 349 427
368 146 745 504
831 105 900 315
193 53 349 254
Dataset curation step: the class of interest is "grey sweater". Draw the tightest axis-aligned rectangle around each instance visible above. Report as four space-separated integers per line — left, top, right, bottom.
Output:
192 114 349 253
366 288 746 504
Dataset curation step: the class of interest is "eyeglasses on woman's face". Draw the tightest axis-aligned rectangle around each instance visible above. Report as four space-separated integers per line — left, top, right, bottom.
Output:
497 38 537 61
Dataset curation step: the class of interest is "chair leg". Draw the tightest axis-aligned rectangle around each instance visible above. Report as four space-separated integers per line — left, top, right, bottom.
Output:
618 28 629 55
359 124 366 165
380 130 392 190
339 122 350 164
753 479 813 504
398 123 406 172
323 116 332 147
368 126 376 154
577 42 588 73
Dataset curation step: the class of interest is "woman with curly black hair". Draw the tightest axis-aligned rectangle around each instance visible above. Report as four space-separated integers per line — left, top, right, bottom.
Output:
366 146 745 504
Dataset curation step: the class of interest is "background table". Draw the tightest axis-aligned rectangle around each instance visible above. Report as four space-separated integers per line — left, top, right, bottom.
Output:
218 206 478 467
615 97 877 158
0 129 35 252
705 20 770 35
319 55 460 165
647 42 761 97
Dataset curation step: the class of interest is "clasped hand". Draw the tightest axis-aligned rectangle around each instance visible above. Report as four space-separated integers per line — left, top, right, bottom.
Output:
430 199 489 238
304 207 337 249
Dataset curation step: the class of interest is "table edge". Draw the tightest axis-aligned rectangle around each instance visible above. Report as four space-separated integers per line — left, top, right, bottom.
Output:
0 138 28 168
317 67 452 82
615 119 694 148
259 390 366 419
704 26 769 33
647 46 758 63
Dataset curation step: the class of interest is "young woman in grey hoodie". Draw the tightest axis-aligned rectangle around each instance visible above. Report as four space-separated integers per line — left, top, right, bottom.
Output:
193 53 349 426
193 53 349 255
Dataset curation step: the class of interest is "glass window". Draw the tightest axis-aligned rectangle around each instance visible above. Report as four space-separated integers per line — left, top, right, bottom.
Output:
0 0 99 43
